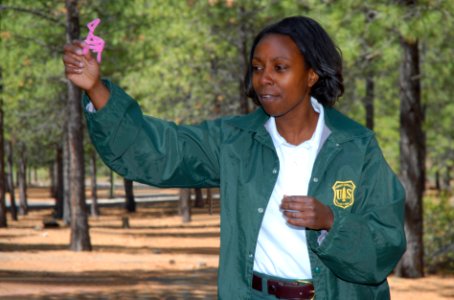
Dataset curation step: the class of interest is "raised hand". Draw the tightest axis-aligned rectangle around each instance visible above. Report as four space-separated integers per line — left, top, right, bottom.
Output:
62 40 109 109
63 40 100 91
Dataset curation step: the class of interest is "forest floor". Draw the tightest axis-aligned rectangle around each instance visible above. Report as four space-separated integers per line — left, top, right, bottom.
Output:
0 187 453 300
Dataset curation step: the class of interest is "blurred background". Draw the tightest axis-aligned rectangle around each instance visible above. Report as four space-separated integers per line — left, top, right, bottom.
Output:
0 0 453 298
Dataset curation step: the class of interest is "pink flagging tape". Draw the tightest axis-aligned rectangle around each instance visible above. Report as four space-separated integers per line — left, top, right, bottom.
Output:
83 18 105 63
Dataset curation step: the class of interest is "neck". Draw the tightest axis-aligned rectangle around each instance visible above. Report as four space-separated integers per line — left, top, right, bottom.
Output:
275 98 319 145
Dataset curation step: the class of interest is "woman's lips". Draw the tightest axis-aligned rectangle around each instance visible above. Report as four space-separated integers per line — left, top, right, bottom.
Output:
259 94 280 102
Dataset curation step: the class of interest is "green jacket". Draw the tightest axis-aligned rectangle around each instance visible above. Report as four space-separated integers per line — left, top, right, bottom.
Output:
84 80 406 300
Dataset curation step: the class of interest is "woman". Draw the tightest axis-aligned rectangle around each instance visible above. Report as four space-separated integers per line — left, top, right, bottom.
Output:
63 16 406 300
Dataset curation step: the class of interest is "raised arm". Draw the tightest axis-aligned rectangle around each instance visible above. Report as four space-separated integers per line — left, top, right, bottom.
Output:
63 40 109 110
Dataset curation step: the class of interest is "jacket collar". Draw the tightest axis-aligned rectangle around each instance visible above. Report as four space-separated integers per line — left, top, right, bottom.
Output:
323 106 373 144
225 107 270 135
225 108 272 148
226 105 373 145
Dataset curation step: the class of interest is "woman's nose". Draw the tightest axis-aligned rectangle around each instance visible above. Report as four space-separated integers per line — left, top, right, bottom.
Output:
259 68 274 86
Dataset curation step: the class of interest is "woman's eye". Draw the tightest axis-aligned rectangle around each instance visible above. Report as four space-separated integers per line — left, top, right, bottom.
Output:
252 65 263 72
275 65 288 72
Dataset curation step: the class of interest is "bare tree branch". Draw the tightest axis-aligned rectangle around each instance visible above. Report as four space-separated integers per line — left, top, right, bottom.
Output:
0 5 65 26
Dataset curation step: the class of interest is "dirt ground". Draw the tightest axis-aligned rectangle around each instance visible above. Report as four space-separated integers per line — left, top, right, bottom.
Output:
0 187 453 300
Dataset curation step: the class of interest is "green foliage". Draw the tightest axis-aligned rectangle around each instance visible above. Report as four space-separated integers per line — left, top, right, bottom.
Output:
1 0 67 167
1 1 453 260
422 6 454 179
424 193 454 274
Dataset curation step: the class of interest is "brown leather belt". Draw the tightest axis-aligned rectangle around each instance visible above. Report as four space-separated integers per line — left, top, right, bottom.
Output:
252 273 315 299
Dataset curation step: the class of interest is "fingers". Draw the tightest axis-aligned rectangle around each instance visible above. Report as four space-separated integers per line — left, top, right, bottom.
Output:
64 40 85 56
63 43 98 80
64 66 83 75
282 210 305 219
62 40 95 68
63 55 83 73
280 196 313 228
282 208 315 227
286 217 308 228
63 41 85 74
280 196 334 230
280 195 314 211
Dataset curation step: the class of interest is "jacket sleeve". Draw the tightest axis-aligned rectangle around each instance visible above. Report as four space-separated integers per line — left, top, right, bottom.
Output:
83 80 221 188
310 137 406 284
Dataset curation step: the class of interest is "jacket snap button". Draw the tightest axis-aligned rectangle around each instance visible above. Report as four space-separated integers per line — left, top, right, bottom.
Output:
257 207 264 213
313 177 319 182
314 267 320 274
272 168 277 174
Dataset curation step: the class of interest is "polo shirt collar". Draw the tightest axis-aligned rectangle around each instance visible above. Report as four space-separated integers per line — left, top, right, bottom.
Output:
264 97 325 150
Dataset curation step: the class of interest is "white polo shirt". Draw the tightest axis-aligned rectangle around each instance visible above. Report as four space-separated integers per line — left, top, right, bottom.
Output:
253 97 329 279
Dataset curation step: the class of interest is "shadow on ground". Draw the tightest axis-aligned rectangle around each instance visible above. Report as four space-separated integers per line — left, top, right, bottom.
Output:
0 268 218 299
0 242 220 255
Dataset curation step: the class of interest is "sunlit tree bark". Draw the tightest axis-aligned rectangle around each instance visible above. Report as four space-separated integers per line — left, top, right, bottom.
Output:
395 1 425 277
0 68 7 227
6 141 17 221
90 150 99 216
180 189 191 223
18 145 28 216
65 0 91 251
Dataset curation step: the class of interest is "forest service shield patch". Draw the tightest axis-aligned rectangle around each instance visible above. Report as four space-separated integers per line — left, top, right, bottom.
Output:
332 180 356 209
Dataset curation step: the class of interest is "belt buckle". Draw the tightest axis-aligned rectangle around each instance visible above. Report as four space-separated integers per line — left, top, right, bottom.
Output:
295 280 315 300
295 279 312 285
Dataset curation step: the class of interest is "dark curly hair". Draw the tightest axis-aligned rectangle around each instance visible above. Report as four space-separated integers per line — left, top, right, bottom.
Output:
245 16 344 107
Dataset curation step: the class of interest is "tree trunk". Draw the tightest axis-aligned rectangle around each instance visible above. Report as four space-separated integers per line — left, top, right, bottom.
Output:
237 5 250 115
0 71 7 227
434 170 440 191
15 169 19 189
18 146 28 216
364 74 374 130
90 150 99 216
109 170 115 199
180 188 191 223
33 168 38 185
27 166 32 187
442 165 451 192
207 188 213 215
194 188 204 208
50 162 56 199
66 0 91 251
54 144 64 219
63 132 71 225
6 141 17 221
124 178 135 213
395 35 425 278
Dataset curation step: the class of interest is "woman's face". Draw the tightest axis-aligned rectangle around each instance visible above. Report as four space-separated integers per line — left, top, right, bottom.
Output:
251 34 318 118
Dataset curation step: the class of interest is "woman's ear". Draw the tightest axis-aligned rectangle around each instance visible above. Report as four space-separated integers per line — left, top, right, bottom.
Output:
308 69 319 88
